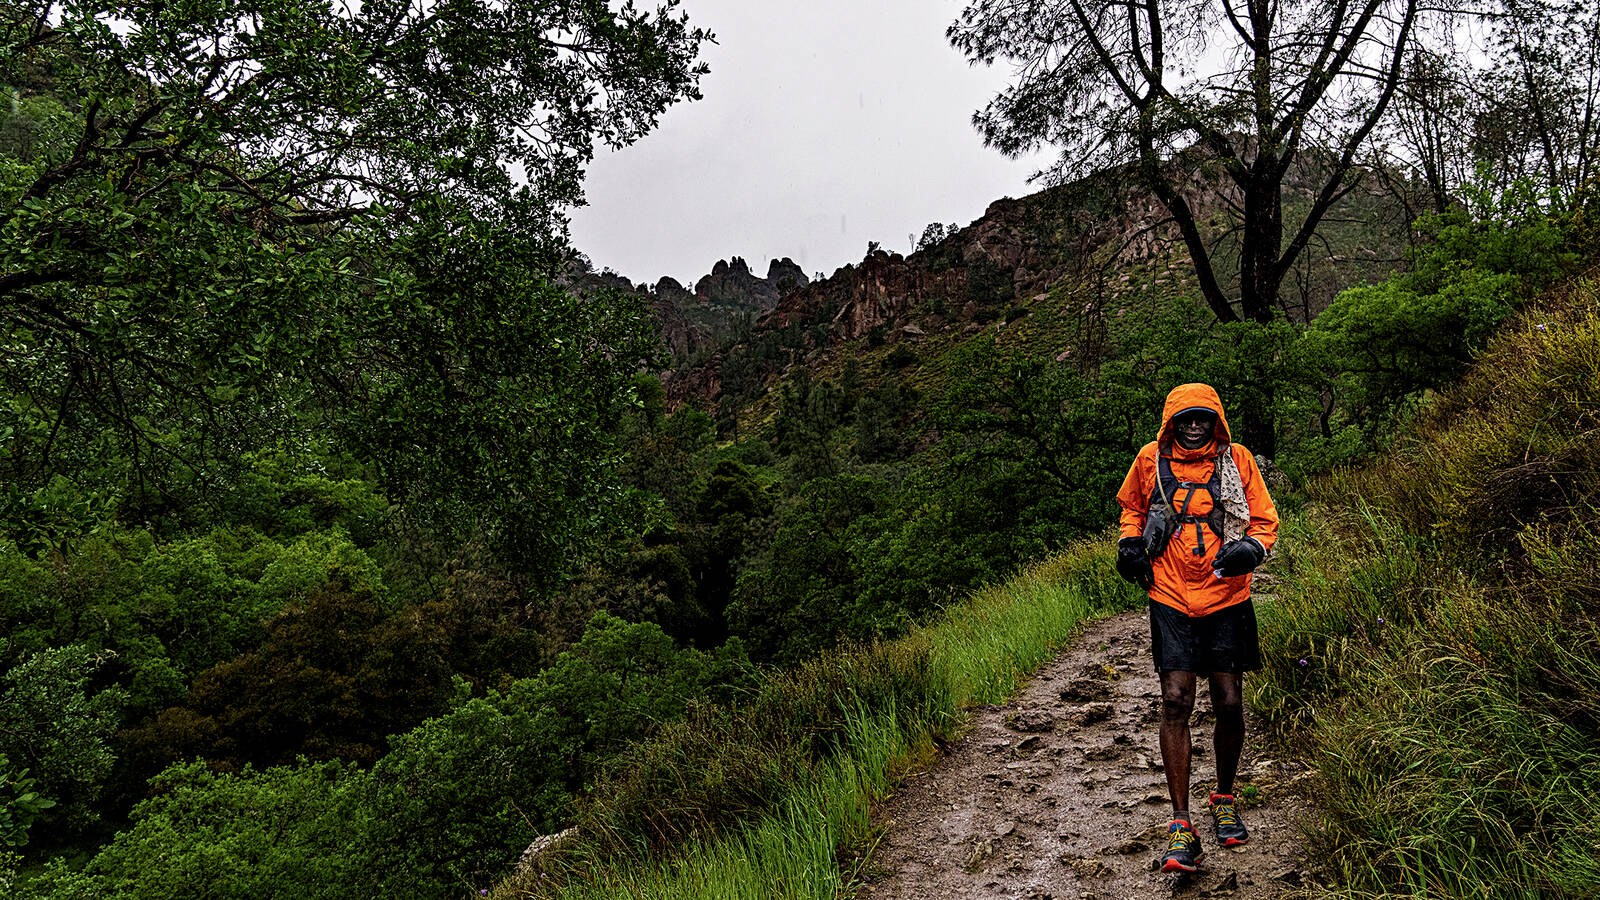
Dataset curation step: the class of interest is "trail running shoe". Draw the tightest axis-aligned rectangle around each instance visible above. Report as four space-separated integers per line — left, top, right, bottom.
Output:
1210 793 1250 846
1161 819 1203 873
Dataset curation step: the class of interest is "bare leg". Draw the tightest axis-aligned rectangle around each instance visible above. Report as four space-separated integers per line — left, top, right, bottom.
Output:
1209 671 1245 796
1158 670 1196 815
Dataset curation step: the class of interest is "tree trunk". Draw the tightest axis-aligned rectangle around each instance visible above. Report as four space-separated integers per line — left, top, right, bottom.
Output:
1238 174 1282 325
1234 169 1282 457
1238 388 1277 460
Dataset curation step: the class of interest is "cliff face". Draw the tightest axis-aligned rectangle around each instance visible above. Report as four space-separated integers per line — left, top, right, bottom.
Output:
755 194 1065 341
662 180 1142 409
694 256 778 312
660 155 1404 411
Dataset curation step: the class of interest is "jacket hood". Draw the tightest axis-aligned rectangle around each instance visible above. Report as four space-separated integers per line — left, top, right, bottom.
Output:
1157 383 1232 455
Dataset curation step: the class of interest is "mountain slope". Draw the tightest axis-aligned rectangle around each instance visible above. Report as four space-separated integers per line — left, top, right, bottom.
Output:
664 156 1410 423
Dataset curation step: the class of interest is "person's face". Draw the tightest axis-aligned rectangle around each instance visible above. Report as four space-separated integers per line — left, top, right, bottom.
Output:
1174 412 1215 448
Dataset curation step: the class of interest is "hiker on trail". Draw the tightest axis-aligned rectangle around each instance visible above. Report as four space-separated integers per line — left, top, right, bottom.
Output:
1112 383 1279 874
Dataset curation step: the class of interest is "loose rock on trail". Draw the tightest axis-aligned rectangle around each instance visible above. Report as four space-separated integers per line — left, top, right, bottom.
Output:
854 610 1310 900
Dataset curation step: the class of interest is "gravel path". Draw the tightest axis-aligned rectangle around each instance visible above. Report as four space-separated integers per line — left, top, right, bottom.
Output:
853 609 1311 900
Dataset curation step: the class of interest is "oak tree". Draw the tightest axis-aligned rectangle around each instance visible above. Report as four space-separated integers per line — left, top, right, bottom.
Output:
950 0 1429 453
0 1 709 568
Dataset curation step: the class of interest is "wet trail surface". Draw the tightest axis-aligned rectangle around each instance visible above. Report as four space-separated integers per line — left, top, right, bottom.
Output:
854 610 1311 900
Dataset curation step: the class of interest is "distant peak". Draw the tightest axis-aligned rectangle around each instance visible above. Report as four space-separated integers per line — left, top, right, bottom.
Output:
767 258 809 292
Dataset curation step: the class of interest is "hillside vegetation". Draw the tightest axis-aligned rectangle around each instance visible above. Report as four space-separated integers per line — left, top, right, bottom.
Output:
494 242 1600 900
1251 265 1600 898
3 2 1598 897
498 542 1142 899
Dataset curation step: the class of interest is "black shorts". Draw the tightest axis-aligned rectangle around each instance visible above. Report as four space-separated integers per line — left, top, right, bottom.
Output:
1149 599 1262 674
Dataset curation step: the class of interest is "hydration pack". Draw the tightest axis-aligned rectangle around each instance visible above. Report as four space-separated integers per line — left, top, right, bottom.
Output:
1141 445 1229 559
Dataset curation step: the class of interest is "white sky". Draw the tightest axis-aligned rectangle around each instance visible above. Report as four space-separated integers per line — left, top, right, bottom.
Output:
567 0 1051 286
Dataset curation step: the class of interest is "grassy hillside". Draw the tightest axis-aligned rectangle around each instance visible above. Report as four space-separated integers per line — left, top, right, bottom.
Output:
493 542 1143 899
1250 266 1600 897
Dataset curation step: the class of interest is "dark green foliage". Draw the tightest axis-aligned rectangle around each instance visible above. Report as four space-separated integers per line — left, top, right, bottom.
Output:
336 207 662 582
853 380 910 462
358 612 756 889
0 754 53 849
0 647 123 847
0 508 390 717
1291 199 1583 470
122 572 454 774
883 345 918 370
916 222 956 251
938 337 1146 522
25 614 755 898
728 474 887 662
966 259 1014 305
620 404 716 522
25 759 380 900
773 372 846 483
0 0 758 892
0 2 700 575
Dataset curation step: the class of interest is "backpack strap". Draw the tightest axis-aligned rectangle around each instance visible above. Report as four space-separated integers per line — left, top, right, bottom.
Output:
1153 455 1180 522
1158 451 1228 556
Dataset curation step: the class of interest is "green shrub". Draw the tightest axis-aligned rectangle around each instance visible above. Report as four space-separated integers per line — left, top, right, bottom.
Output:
121 572 450 772
222 452 387 547
0 646 124 845
727 474 886 662
24 760 382 900
1301 269 1517 429
367 613 756 886
1289 200 1582 467
883 345 917 370
0 755 54 849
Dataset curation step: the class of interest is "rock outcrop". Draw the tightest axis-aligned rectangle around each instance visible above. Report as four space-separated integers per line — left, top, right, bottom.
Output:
766 257 809 293
660 149 1406 411
572 256 811 362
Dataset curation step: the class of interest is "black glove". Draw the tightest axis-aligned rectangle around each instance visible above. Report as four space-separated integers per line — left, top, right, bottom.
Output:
1116 536 1155 590
1212 537 1266 577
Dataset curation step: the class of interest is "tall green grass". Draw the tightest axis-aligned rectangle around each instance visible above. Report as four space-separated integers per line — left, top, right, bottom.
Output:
496 540 1142 899
1251 272 1600 899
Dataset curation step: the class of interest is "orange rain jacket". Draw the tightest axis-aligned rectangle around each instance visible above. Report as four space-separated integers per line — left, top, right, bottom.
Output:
1115 383 1279 618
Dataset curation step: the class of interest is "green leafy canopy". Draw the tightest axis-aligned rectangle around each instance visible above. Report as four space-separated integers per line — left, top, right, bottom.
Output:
0 1 710 569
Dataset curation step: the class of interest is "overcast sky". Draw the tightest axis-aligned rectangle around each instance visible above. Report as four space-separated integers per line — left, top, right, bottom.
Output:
567 0 1051 286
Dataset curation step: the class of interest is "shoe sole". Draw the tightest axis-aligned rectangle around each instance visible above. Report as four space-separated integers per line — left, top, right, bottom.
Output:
1161 859 1200 873
1222 836 1249 847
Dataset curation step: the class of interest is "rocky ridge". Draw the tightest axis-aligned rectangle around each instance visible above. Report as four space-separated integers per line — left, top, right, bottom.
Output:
568 256 811 362
661 155 1404 412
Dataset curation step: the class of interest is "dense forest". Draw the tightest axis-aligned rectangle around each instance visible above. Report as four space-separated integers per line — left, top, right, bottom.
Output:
1 1 1597 898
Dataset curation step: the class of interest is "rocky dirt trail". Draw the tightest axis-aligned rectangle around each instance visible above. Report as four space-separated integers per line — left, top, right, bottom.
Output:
854 610 1311 900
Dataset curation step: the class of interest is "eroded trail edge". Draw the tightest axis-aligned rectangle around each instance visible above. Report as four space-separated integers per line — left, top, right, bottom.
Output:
855 609 1310 900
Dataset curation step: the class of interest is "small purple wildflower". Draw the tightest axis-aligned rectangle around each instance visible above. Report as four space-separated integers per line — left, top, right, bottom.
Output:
1377 617 1385 624
1536 323 1548 331
1298 658 1309 666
